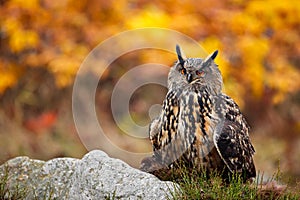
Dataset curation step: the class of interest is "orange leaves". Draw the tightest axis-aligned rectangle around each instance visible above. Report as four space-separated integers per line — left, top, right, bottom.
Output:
23 111 58 133
8 0 40 10
48 56 81 87
0 63 22 94
0 0 299 105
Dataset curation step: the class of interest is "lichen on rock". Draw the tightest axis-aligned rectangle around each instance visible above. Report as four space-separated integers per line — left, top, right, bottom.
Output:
0 150 179 199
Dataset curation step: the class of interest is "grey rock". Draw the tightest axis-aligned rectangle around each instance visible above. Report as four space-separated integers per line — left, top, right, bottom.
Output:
0 150 179 199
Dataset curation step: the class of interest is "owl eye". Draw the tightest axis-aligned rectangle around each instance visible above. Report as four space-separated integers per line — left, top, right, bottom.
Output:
180 68 186 75
196 70 205 76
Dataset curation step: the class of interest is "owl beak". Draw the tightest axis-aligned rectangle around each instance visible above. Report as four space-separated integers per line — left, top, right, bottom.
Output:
187 73 193 83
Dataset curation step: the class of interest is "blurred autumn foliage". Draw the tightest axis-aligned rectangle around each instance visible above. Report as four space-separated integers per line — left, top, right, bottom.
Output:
0 0 299 183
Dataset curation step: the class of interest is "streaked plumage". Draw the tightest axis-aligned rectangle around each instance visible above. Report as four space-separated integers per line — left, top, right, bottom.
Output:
140 45 256 181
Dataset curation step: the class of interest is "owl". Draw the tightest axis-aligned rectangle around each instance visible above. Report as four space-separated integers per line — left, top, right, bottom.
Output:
140 45 256 181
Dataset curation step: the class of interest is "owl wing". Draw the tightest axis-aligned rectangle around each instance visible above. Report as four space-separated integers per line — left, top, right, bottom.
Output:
213 94 256 178
149 90 181 165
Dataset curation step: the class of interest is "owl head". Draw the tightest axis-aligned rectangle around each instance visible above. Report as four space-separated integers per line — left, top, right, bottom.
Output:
168 45 223 95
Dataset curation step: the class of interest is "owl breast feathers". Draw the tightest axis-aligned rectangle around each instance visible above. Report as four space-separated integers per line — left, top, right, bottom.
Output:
140 45 256 181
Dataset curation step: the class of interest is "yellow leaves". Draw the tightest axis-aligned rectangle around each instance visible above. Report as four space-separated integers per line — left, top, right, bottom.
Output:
2 18 39 53
266 59 300 104
48 56 81 88
245 63 265 98
9 29 39 53
69 13 88 28
229 12 264 35
126 6 171 29
2 18 20 35
0 63 21 94
139 50 175 66
0 71 16 94
224 0 300 103
201 37 241 103
170 14 200 31
238 36 269 67
201 36 230 79
238 37 269 98
202 36 222 53
48 43 88 88
223 78 245 109
0 0 299 106
247 0 300 29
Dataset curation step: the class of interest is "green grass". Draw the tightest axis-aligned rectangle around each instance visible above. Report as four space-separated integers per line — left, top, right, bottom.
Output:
169 166 300 200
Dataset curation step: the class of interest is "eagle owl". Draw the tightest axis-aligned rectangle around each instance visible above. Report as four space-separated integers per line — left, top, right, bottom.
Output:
140 45 256 181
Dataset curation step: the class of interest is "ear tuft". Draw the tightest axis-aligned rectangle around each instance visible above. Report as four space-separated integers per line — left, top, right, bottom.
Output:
176 44 185 66
210 50 218 60
203 50 219 67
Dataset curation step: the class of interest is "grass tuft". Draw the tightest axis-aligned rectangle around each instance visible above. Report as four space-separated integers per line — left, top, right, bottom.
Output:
169 166 300 200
